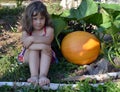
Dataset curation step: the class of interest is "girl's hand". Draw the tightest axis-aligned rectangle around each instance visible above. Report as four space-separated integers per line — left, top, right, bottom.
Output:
23 36 34 48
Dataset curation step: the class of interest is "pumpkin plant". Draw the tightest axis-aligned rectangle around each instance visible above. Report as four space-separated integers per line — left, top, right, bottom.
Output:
51 0 120 67
97 3 120 68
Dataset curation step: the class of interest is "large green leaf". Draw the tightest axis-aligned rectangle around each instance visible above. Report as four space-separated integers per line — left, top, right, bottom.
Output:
115 14 120 20
99 21 120 35
113 20 120 29
60 9 70 18
113 14 120 29
106 24 120 35
83 8 111 27
99 12 120 34
98 22 112 33
100 8 111 23
101 3 120 11
52 18 67 37
61 0 98 19
76 0 98 19
95 8 112 33
52 18 67 48
83 13 103 26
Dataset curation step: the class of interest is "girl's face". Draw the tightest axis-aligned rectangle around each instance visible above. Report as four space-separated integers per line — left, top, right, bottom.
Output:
32 12 45 31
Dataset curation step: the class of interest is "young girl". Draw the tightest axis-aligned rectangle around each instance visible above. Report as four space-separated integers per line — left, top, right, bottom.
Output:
20 1 54 86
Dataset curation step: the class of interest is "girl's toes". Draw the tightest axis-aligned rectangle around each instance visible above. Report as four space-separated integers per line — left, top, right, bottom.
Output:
27 76 38 84
39 76 50 86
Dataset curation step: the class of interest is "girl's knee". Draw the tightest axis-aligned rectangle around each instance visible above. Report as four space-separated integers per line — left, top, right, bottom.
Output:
29 50 39 53
29 50 40 55
41 50 52 57
24 50 39 63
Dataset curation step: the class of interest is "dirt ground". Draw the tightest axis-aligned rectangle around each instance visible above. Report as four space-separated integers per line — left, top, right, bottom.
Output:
0 29 21 56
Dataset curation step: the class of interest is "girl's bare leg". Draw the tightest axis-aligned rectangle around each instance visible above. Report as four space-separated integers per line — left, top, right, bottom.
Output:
39 50 51 86
27 50 40 84
27 43 51 85
23 49 29 63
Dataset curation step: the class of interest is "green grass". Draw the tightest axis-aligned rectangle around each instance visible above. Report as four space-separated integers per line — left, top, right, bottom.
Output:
0 78 120 92
0 47 79 82
0 45 120 91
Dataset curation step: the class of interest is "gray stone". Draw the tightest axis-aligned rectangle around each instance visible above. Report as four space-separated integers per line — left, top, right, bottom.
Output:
86 58 109 75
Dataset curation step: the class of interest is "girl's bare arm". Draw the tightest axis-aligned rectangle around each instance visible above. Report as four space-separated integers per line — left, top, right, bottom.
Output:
21 31 33 48
28 43 51 52
21 27 54 48
28 43 52 57
32 27 54 45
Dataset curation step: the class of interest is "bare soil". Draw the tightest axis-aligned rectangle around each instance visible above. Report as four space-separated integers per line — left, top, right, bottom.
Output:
0 29 21 56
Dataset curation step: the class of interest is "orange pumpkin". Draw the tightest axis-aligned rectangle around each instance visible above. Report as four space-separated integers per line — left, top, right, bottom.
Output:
61 31 100 65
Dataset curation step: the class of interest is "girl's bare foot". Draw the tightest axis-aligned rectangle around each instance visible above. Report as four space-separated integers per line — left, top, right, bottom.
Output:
39 76 50 86
27 76 38 84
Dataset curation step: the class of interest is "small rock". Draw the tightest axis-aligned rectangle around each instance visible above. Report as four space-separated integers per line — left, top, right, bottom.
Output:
86 58 109 75
114 57 120 66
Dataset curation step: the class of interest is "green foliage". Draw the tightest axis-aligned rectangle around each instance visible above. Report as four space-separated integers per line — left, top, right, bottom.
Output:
0 81 120 92
0 84 55 92
0 7 23 32
52 0 120 68
0 7 23 18
61 0 98 19
0 54 30 82
52 18 67 48
16 0 24 7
